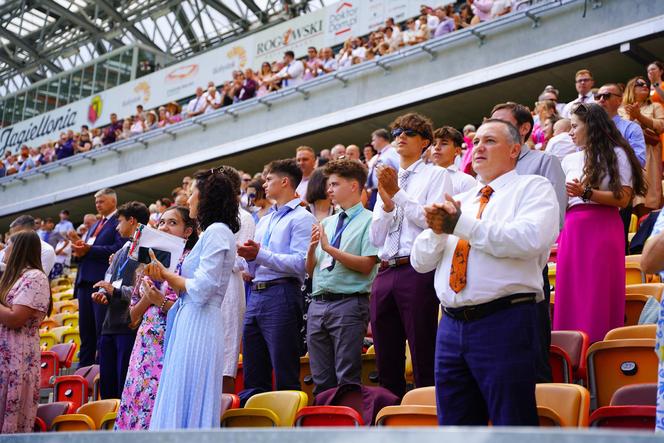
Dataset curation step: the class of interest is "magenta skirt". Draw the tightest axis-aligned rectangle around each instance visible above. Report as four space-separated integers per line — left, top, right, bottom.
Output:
553 204 626 343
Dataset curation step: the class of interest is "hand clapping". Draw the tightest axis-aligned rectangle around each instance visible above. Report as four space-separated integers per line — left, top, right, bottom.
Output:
566 178 585 198
424 194 462 235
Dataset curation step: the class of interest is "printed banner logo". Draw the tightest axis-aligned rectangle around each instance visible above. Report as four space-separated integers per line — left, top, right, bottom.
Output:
88 95 103 124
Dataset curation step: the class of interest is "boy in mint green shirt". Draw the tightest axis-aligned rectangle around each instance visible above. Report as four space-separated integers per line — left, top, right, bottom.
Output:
306 159 378 395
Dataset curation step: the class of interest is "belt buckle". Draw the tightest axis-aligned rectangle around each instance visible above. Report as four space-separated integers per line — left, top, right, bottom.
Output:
387 258 398 267
255 282 268 291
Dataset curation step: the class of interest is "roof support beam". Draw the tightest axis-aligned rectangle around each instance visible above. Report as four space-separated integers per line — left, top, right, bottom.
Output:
93 0 167 54
201 0 249 29
0 27 62 73
240 0 267 23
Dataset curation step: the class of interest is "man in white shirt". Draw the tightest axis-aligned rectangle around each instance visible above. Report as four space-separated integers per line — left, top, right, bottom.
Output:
1 215 56 275
561 69 596 118
319 47 338 74
277 51 305 88
369 113 453 398
545 118 578 161
430 126 477 195
295 145 316 200
411 119 559 425
186 87 207 118
366 129 401 210
203 85 222 114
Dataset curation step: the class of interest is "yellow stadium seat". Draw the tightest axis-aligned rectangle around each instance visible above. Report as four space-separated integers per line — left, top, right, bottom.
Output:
51 399 119 431
99 412 117 430
53 300 78 314
50 326 74 343
62 330 81 363
536 383 590 427
361 346 379 386
626 284 664 300
587 339 658 409
221 391 308 427
405 342 413 385
548 265 556 291
40 318 60 331
625 262 646 285
604 325 656 340
53 290 74 302
61 313 79 328
40 332 57 350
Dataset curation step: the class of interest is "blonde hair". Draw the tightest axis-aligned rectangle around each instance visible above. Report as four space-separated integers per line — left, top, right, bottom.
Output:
622 77 649 107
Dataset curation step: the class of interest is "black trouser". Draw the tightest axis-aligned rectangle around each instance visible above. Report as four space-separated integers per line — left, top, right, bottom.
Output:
619 204 633 255
535 265 552 383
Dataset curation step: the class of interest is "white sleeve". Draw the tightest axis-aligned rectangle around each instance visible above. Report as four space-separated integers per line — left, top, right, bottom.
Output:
615 148 634 188
411 229 448 274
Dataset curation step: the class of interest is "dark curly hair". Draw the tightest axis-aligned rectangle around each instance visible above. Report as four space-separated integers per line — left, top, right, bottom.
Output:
192 167 240 233
389 112 434 143
571 103 646 199
324 159 368 187
160 205 199 250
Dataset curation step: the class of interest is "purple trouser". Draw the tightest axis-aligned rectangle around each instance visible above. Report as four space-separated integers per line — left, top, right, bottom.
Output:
370 263 438 398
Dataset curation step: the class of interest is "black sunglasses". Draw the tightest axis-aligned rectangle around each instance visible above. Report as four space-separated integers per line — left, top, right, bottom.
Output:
391 128 423 138
594 92 621 101
634 80 648 88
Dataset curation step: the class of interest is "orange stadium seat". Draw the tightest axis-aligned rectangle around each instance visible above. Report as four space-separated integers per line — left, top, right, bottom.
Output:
626 283 664 300
375 387 438 426
605 325 656 340
536 383 590 427
221 390 308 427
51 399 120 431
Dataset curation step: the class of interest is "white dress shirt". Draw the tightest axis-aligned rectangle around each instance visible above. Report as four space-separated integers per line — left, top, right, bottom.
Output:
203 91 222 114
544 132 578 161
278 60 305 87
446 164 477 196
561 93 595 118
561 147 633 208
186 95 207 116
370 160 453 260
0 240 55 275
411 170 560 308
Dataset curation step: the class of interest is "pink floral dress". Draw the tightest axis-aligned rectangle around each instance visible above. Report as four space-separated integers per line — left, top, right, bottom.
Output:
0 269 50 433
114 253 187 430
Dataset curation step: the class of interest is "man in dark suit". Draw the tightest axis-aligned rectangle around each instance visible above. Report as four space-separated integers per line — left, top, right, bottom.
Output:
71 188 125 367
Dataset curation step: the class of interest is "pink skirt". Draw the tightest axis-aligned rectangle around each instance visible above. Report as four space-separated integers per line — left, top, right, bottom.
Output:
553 204 625 343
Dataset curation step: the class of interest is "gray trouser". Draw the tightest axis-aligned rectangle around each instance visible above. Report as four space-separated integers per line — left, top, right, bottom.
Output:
306 296 370 395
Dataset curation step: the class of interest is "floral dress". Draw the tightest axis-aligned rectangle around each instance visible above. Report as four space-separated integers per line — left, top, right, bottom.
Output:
114 252 188 430
0 269 50 433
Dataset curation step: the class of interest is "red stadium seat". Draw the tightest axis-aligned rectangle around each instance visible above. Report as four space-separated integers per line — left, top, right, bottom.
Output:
54 375 89 411
589 405 656 429
549 344 573 384
294 406 364 426
551 330 589 383
221 393 240 417
34 402 75 432
610 383 657 406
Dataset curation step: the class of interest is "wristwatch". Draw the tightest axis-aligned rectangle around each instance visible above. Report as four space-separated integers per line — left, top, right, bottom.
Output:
582 186 593 202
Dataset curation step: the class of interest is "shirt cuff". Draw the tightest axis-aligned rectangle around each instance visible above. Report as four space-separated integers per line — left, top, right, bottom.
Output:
453 212 477 241
392 189 408 207
255 248 270 265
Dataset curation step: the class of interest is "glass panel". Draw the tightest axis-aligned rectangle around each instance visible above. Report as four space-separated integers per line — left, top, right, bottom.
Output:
45 79 59 111
1 97 12 126
104 59 120 89
24 88 38 120
136 48 156 78
80 65 95 98
119 49 133 84
13 93 26 124
69 71 82 102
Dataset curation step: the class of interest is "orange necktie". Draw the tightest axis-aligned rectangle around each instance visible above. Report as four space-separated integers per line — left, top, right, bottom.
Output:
449 185 494 293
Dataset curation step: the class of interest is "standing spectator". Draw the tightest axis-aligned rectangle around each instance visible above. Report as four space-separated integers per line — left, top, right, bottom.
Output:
0 231 51 434
561 69 596 118
158 107 170 128
303 47 322 81
146 167 239 429
54 209 74 240
384 26 401 52
235 70 257 102
91 128 103 147
257 62 276 97
0 215 55 276
620 76 664 213
246 178 272 223
114 206 196 430
319 47 338 74
55 132 75 160
306 169 334 222
554 103 646 343
17 146 35 174
52 235 72 280
490 102 566 383
277 51 305 88
411 119 560 426
433 7 456 37
145 111 159 131
345 145 361 162
369 113 452 398
337 39 354 69
186 87 207 118
296 146 316 200
92 202 148 400
458 4 475 28
531 100 558 148
331 144 346 160
237 159 316 403
647 61 664 104
414 15 431 43
430 126 477 195
305 159 378 395
166 102 183 123
402 19 418 46
71 189 125 367
366 129 400 210
363 143 376 165
385 17 401 42
102 113 124 145
239 172 252 208
470 0 495 23
204 85 222 113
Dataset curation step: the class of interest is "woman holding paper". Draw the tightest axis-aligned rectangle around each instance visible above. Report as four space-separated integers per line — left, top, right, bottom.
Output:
114 206 197 430
145 167 240 430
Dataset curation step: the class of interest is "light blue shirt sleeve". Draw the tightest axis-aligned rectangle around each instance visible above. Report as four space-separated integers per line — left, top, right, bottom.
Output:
254 212 313 279
625 121 647 167
184 224 232 303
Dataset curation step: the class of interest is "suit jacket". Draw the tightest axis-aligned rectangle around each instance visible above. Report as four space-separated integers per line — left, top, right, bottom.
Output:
76 214 126 284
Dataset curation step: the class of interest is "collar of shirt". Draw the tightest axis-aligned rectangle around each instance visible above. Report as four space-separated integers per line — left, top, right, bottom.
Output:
477 169 518 190
340 202 364 218
272 197 302 213
446 163 459 173
400 158 424 174
518 144 530 161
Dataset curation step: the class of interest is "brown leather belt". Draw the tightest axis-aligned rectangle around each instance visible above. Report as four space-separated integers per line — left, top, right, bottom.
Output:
379 256 410 271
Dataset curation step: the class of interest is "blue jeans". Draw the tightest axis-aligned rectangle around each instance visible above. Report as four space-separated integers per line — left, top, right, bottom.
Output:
240 282 303 404
435 302 539 426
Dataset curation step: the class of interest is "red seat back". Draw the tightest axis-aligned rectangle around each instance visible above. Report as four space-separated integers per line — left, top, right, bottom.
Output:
40 351 58 389
74 364 100 396
221 393 240 416
551 330 589 381
610 383 657 406
295 406 364 426
54 375 89 410
50 343 77 369
549 345 572 384
37 402 74 429
590 405 656 429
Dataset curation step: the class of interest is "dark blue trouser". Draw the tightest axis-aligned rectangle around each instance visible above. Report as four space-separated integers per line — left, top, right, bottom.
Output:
99 333 136 399
76 281 108 367
239 282 303 405
435 302 540 426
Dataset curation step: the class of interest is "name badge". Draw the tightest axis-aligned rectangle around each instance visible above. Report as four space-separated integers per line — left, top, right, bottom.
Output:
112 279 123 290
319 254 333 271
86 236 96 246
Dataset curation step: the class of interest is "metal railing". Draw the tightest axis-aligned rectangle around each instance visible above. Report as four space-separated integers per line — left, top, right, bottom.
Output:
0 0 578 190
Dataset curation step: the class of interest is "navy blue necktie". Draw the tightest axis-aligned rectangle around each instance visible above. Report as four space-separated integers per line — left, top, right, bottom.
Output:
327 212 348 271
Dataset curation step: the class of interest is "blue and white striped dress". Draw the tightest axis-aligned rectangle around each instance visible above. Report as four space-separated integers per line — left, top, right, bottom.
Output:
149 222 235 430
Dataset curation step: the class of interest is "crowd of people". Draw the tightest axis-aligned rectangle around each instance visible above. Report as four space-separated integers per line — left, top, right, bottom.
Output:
0 1 542 179
1 45 664 435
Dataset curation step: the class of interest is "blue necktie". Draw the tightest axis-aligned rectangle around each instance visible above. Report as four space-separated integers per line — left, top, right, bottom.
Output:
327 212 348 271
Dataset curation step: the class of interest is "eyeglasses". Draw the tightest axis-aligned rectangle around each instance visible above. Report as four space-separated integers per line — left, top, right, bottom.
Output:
576 78 593 83
594 92 621 101
391 128 424 138
242 178 251 182
635 80 648 88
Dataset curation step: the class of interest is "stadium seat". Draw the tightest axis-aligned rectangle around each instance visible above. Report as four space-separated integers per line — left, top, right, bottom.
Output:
401 386 436 406
626 284 664 300
589 406 656 429
99 412 118 430
375 405 438 426
535 383 590 427
51 399 120 431
61 329 81 363
547 265 556 291
54 365 99 410
221 393 241 417
39 331 57 350
53 290 74 302
605 325 656 340
50 325 74 343
361 346 379 386
294 406 364 426
61 313 79 328
34 402 74 432
624 294 650 326
551 330 589 383
625 262 646 285
221 390 308 427
587 339 658 409
610 383 657 406
537 406 565 427
53 300 78 314
549 344 573 384
299 356 314 406
40 318 59 331
40 343 77 389
629 214 638 233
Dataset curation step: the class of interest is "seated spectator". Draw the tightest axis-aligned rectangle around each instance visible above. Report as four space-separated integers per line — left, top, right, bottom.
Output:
102 113 123 145
166 102 183 124
376 42 392 57
384 26 401 52
303 47 321 81
385 17 401 42
80 125 92 146
55 133 74 160
277 50 305 88
337 40 354 69
458 4 475 28
470 0 494 24
414 15 431 43
544 118 577 161
433 7 456 37
402 19 418 45
234 70 257 102
331 144 346 160
157 107 170 127
17 146 35 174
40 143 55 163
204 85 222 113
257 62 276 97
119 119 132 140
345 145 361 162
351 37 367 60
421 5 439 29
91 128 103 148
186 87 207 118
319 47 338 74
146 111 159 131
0 158 5 178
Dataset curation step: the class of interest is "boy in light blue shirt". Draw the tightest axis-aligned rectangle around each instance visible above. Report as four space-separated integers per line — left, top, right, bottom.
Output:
306 159 378 395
